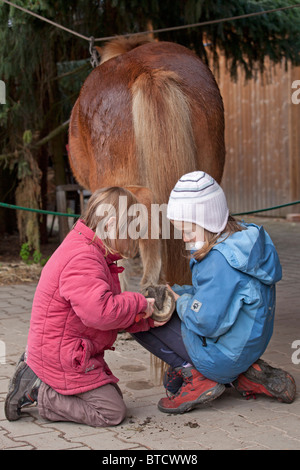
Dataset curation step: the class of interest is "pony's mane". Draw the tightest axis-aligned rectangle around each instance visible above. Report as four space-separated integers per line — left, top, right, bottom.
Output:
99 35 154 64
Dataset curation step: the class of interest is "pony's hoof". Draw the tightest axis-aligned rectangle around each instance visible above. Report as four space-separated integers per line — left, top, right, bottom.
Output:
143 285 175 322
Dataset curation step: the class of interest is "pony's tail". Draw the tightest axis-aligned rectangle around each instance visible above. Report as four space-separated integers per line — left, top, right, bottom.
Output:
99 35 154 64
131 69 196 203
131 69 196 286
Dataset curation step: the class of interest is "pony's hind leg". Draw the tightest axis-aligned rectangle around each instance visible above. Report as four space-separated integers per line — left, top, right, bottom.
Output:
124 185 165 288
139 237 163 288
124 185 175 322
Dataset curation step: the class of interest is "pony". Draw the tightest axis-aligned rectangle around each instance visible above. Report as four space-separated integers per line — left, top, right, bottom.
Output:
68 36 225 291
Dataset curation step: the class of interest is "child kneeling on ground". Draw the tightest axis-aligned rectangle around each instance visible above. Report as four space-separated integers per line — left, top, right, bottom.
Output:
5 187 165 426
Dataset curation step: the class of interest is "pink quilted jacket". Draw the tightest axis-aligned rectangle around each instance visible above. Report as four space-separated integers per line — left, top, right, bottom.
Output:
26 219 153 395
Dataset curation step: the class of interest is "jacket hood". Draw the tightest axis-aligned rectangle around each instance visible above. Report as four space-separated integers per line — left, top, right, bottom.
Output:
74 219 123 266
213 223 282 285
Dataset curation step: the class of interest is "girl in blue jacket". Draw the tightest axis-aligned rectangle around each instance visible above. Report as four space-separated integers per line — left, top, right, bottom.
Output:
133 171 296 414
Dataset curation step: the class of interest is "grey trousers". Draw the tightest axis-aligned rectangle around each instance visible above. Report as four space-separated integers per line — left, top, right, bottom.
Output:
38 381 127 427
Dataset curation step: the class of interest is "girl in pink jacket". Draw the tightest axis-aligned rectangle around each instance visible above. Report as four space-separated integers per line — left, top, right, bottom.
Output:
5 187 158 427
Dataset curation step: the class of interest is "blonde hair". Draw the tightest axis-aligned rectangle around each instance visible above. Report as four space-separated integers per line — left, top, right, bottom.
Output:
192 215 246 261
83 187 141 258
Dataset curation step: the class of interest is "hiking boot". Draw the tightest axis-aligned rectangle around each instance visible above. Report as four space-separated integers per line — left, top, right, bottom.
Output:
158 366 225 414
163 366 183 395
5 359 41 421
233 359 296 403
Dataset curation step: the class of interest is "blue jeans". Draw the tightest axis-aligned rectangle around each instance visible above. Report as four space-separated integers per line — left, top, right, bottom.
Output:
132 313 192 369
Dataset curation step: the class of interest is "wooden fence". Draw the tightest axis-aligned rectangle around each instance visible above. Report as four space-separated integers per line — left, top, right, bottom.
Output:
216 56 300 217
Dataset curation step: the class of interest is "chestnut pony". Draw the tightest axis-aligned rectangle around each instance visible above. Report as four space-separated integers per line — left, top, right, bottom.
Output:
68 36 225 289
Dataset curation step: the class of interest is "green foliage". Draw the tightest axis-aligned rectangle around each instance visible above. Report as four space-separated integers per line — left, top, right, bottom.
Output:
23 130 33 145
0 0 93 156
19 242 30 262
205 0 300 78
19 242 49 266
94 1 300 77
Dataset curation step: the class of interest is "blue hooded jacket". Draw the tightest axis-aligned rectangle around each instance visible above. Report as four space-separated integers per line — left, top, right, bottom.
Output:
174 223 282 383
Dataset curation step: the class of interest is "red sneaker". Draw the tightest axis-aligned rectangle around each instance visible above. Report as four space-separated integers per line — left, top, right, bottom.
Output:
233 359 296 403
158 366 225 414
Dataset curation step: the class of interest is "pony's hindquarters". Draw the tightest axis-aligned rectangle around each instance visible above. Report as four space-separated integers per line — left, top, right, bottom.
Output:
68 38 225 286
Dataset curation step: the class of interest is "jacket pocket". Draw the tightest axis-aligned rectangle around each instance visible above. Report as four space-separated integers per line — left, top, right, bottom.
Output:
71 338 94 373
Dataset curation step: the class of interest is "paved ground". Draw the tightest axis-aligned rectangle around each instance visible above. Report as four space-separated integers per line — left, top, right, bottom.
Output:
0 216 299 451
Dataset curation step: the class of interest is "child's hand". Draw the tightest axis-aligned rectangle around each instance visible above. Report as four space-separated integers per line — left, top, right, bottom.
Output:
135 298 155 323
143 297 155 318
166 284 180 302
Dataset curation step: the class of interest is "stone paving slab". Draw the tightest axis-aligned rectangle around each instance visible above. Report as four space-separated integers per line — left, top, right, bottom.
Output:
0 217 299 450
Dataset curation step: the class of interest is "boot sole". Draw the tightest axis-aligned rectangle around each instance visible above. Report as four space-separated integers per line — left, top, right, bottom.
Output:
234 359 296 403
5 361 29 421
158 383 226 414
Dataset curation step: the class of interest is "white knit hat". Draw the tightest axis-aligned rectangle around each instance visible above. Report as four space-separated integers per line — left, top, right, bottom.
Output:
167 171 229 233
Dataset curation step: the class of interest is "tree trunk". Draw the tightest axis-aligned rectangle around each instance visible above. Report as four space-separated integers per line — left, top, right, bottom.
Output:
50 131 67 186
